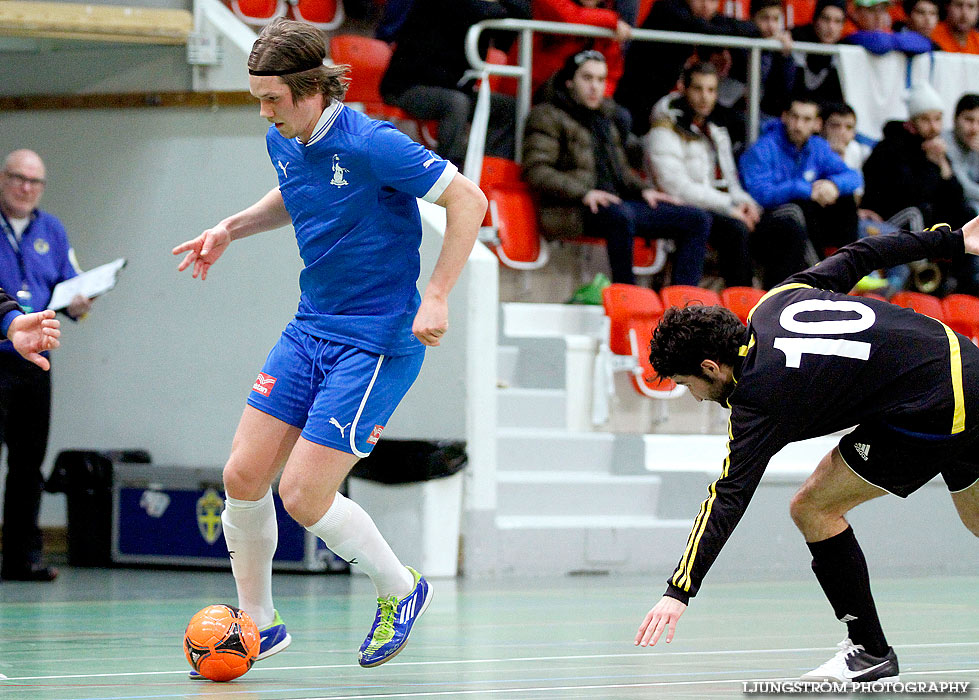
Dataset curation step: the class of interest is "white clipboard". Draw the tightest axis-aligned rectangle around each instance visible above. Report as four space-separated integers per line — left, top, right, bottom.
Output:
47 258 127 311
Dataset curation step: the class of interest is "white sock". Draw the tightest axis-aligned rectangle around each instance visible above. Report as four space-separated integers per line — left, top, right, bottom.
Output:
306 492 413 599
222 488 277 629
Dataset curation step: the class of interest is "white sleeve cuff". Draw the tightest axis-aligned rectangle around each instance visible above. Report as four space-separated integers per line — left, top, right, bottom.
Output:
421 162 459 203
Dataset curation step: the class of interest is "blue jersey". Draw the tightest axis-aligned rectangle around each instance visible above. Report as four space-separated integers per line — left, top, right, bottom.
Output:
0 209 79 356
266 101 457 356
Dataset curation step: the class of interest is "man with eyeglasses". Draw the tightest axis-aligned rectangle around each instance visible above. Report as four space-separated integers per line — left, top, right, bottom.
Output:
0 149 92 582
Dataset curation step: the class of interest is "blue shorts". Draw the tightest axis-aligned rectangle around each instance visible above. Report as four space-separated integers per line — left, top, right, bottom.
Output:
246 322 424 457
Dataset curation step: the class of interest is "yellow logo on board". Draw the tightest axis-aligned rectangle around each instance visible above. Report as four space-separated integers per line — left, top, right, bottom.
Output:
196 488 224 545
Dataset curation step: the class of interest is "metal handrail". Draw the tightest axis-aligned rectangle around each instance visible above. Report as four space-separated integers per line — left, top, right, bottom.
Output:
464 17 846 158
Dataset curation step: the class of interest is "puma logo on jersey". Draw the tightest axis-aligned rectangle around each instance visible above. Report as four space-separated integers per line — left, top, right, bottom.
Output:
853 443 871 461
277 160 289 178
423 156 436 168
839 614 859 622
329 417 352 438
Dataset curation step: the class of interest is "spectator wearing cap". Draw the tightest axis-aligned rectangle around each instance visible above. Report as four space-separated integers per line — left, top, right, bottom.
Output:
862 83 972 230
844 0 933 53
523 51 712 286
790 0 846 106
931 0 979 53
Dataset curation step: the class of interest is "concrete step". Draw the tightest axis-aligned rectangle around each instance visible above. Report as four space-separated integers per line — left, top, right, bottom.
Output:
493 514 694 575
497 427 615 472
497 387 566 429
496 471 662 517
497 344 519 388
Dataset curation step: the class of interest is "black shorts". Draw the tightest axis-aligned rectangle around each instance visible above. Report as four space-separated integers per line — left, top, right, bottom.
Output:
838 423 979 498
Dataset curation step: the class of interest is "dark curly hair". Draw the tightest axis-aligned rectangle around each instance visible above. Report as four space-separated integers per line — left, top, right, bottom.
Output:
649 304 745 379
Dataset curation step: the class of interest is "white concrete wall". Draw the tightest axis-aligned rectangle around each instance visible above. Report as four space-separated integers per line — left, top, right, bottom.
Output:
0 105 491 527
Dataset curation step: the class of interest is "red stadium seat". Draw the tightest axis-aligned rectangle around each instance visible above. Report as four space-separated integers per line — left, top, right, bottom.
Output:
485 47 517 97
601 284 683 398
636 0 656 25
329 35 437 146
890 291 945 322
480 181 549 269
294 0 344 29
941 294 979 342
230 0 286 25
660 284 722 309
480 155 522 191
721 286 765 323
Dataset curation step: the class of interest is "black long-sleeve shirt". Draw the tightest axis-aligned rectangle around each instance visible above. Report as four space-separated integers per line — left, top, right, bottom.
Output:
0 286 20 340
666 226 979 604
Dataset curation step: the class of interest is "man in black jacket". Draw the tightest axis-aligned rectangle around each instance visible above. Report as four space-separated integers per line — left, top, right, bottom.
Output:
633 220 979 682
615 0 757 134
380 0 530 167
862 82 972 228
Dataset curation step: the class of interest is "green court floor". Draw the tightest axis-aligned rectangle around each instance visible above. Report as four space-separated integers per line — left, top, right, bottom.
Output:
1 568 976 699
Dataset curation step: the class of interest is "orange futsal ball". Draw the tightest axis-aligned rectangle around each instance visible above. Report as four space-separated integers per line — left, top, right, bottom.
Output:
183 604 260 681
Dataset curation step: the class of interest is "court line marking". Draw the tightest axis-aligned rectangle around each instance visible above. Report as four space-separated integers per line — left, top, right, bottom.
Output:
3 642 979 682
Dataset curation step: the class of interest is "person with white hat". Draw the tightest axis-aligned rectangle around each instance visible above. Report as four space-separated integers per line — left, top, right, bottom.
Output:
862 83 973 237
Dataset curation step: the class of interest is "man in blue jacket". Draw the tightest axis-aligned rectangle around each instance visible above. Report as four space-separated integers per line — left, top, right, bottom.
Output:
740 94 862 287
0 149 92 581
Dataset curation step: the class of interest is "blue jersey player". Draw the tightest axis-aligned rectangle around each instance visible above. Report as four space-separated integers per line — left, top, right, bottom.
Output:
173 18 487 672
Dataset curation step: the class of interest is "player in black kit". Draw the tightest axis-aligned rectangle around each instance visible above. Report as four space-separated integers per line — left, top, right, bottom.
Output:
633 220 979 682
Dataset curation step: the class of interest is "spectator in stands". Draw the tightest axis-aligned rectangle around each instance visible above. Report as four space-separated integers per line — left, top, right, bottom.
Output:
844 0 933 54
523 51 712 285
380 0 531 167
740 94 862 286
790 0 846 107
822 102 915 293
931 0 979 52
821 102 872 173
947 93 979 213
615 0 757 134
945 93 979 293
646 63 758 287
898 0 941 46
528 0 632 101
862 83 972 229
704 0 795 124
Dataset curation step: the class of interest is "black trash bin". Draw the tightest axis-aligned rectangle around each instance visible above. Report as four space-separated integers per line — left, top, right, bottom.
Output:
350 440 467 483
45 450 151 566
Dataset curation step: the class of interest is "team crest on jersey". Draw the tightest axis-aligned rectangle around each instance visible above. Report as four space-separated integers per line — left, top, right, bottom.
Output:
330 154 349 187
33 238 50 254
367 424 385 445
252 372 277 396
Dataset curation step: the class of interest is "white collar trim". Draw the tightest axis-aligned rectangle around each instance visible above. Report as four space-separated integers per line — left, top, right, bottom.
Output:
302 100 343 147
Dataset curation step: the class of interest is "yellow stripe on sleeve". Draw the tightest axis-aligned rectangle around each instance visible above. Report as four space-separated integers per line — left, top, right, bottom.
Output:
673 419 735 591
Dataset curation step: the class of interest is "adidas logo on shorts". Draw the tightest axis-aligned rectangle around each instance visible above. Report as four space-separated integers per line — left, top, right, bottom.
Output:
853 443 871 461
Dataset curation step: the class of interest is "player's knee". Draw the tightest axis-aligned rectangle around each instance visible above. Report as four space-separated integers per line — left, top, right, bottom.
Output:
789 489 818 533
222 459 265 501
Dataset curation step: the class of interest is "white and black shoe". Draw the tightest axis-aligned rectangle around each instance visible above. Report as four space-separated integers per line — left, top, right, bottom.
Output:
802 638 899 682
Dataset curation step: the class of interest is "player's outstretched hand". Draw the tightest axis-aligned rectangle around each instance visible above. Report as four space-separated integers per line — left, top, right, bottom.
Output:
964 212 979 256
8 309 60 371
172 226 232 280
635 596 687 647
412 293 449 346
